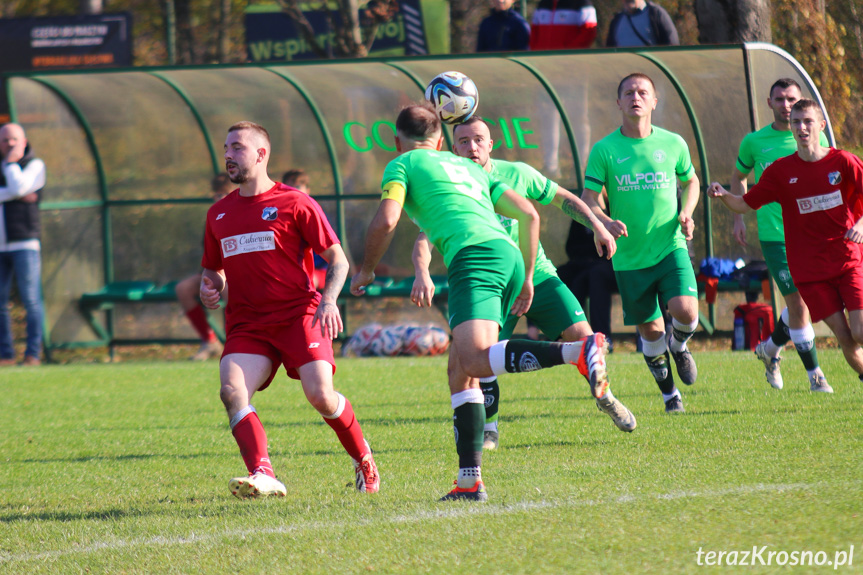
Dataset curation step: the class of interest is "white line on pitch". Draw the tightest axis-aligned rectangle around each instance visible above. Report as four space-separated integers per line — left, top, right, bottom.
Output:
0 482 832 564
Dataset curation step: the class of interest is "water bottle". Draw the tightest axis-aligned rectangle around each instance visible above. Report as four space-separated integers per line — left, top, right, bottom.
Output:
733 316 745 350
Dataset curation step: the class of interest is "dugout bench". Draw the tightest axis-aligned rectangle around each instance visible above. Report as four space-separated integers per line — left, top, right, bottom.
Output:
78 281 226 356
78 276 450 354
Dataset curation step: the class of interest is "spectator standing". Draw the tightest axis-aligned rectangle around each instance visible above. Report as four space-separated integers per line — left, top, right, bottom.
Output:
529 0 598 50
0 123 47 367
606 0 679 47
476 0 531 53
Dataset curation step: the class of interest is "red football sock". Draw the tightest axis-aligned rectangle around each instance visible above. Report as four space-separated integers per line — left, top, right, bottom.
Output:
323 396 369 462
186 306 216 342
231 411 275 477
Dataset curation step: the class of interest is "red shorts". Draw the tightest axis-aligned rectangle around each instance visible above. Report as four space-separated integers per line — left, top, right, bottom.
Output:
222 312 336 390
796 266 863 323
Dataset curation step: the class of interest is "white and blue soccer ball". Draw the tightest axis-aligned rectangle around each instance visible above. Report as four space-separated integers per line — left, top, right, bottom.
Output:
368 326 403 357
342 323 382 357
425 71 479 125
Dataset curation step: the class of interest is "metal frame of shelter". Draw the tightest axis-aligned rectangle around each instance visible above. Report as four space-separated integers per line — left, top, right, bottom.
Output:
3 43 833 354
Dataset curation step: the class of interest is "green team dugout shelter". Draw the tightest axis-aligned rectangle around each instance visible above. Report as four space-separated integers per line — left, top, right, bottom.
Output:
4 43 833 353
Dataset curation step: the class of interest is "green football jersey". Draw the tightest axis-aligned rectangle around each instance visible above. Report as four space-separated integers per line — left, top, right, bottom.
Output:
735 124 829 242
489 159 559 284
382 149 516 267
585 127 695 271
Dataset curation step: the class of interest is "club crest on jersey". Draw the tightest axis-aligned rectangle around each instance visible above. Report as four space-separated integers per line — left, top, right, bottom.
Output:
262 207 278 221
829 171 842 185
653 150 666 163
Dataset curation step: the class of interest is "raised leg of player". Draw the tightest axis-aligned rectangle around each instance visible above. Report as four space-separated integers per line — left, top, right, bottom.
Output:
822 310 863 375
666 295 699 385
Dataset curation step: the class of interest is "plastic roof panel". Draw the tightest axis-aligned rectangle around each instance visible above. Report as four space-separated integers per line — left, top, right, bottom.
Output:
6 44 833 346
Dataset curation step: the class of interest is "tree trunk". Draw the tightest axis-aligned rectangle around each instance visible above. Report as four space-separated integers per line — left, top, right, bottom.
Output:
217 0 231 63
695 0 772 43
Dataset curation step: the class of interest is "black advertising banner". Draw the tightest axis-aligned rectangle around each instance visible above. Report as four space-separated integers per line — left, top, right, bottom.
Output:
0 13 133 72
245 0 428 63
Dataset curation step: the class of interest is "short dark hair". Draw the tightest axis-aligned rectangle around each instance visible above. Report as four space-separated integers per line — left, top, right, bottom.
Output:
396 103 441 141
211 173 232 193
769 78 802 98
790 98 824 121
228 121 270 148
617 73 656 98
282 168 310 190
452 116 488 140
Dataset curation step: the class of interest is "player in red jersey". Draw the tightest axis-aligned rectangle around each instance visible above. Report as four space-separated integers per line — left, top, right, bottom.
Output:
200 121 379 498
709 100 863 385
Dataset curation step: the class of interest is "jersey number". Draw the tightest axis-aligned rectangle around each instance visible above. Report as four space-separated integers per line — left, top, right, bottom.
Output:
439 160 484 202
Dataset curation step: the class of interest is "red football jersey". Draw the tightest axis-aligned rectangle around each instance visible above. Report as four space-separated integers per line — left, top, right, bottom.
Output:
744 148 863 283
202 183 340 331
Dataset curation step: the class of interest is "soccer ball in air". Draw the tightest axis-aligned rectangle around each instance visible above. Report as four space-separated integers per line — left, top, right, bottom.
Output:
425 71 479 125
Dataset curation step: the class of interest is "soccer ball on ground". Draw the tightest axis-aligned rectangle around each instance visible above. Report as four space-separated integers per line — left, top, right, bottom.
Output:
424 71 479 125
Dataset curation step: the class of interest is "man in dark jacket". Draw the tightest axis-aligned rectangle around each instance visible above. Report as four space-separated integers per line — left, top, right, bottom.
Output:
0 123 47 366
606 0 679 47
477 0 531 53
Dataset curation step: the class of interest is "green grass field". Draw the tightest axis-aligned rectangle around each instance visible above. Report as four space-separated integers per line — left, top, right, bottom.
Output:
2 349 862 573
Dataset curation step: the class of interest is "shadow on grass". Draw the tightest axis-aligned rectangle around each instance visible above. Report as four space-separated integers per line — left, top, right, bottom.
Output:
20 452 222 464
0 506 143 524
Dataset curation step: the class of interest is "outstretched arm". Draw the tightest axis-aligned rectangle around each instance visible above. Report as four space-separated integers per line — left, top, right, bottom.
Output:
350 198 402 296
582 188 628 239
729 168 750 246
708 182 754 214
552 186 616 259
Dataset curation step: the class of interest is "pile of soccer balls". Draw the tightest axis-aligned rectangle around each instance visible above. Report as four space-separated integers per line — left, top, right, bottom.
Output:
343 323 450 357
425 71 479 125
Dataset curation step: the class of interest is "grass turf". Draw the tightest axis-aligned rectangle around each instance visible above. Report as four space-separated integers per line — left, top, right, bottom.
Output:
1 349 862 573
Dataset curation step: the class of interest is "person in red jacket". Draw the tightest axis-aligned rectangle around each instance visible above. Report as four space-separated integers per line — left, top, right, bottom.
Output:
529 0 597 50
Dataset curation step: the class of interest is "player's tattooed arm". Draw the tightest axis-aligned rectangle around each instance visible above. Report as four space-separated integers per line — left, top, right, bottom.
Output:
318 244 349 304
552 186 601 229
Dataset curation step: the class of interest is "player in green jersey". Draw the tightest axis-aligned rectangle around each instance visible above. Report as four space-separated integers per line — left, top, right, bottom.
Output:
729 78 830 392
410 117 636 450
583 73 701 414
351 104 613 502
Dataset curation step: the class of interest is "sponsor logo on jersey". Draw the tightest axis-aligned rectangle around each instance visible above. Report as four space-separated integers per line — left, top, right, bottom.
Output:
614 172 672 191
262 207 279 221
653 150 666 163
617 156 631 164
797 190 843 215
221 231 276 258
216 213 226 220
761 147 774 153
789 178 798 184
829 171 842 185
309 342 320 349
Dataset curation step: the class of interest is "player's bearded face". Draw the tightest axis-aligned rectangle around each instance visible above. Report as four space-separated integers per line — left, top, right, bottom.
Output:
226 161 251 184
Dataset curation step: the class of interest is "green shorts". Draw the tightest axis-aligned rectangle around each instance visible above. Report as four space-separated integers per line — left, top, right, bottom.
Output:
499 276 585 340
447 239 525 330
615 248 698 326
761 240 798 296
